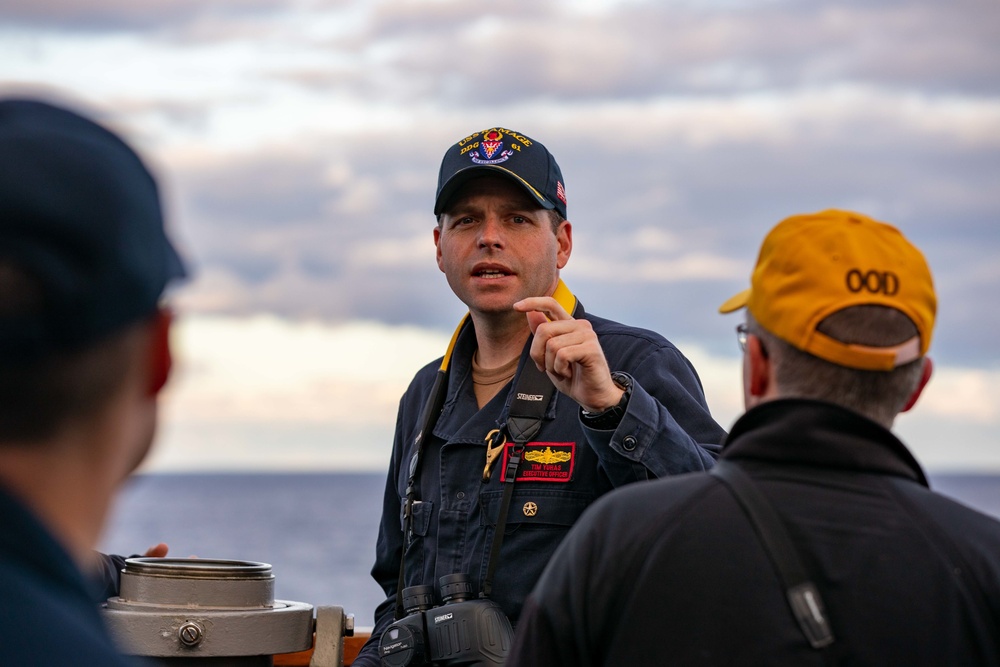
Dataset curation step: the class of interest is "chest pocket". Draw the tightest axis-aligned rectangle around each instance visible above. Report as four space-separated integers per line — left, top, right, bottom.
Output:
399 499 434 538
479 488 593 530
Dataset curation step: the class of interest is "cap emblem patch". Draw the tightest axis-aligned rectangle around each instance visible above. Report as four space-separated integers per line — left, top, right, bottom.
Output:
472 130 513 165
482 131 503 158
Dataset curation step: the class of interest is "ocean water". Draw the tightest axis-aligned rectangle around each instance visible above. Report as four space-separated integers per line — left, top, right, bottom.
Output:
99 471 1000 630
99 473 388 629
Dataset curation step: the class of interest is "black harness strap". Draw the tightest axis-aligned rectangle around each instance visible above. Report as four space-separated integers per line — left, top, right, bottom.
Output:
395 368 450 620
710 461 836 653
480 361 555 599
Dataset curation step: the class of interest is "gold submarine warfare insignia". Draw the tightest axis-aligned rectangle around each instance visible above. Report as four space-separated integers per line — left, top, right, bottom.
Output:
523 447 571 465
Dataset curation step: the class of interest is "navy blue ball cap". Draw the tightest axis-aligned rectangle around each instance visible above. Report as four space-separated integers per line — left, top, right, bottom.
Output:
0 98 187 362
434 127 567 219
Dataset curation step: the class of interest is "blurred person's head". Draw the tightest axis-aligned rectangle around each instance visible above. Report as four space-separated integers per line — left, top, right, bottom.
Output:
0 98 186 560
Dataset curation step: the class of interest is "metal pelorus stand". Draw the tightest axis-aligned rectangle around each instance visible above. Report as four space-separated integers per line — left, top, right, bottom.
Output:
104 558 352 667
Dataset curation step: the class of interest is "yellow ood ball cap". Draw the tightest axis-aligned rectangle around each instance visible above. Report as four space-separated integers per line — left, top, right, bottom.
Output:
719 210 937 371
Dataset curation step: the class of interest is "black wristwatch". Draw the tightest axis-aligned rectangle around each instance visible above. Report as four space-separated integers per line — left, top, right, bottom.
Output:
580 372 633 430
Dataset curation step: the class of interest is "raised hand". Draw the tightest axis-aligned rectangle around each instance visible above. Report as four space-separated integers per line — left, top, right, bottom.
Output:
513 296 624 414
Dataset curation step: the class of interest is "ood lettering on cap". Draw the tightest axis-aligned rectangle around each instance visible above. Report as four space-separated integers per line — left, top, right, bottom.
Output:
719 209 936 371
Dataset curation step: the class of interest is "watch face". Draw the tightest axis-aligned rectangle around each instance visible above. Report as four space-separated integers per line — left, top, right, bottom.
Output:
610 372 632 393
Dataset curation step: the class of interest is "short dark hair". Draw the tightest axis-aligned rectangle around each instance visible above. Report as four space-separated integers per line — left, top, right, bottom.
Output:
0 262 145 443
750 306 925 427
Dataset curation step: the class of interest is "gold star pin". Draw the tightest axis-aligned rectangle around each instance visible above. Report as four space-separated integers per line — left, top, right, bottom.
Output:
522 502 538 517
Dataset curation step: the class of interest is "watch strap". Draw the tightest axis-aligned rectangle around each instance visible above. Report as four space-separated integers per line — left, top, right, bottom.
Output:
580 371 632 430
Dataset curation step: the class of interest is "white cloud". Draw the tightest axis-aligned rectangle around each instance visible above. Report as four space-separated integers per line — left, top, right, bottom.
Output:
165 314 449 422
5 0 999 471
675 341 744 430
348 233 436 269
569 222 746 284
915 366 1000 423
542 87 1000 150
143 315 452 471
141 315 1000 473
571 250 746 283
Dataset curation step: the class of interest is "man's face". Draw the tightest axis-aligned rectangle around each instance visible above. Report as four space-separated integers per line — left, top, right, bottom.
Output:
434 174 572 319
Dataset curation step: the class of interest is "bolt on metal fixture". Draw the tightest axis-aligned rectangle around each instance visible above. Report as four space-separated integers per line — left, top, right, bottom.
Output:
102 558 350 666
177 621 204 647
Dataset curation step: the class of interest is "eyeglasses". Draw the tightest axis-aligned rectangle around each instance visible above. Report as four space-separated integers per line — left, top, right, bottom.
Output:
736 323 749 352
736 323 770 358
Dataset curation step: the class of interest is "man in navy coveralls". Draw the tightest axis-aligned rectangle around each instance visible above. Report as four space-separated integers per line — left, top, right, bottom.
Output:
354 127 726 666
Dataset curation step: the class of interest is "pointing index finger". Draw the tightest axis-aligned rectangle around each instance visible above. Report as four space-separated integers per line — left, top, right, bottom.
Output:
513 296 572 322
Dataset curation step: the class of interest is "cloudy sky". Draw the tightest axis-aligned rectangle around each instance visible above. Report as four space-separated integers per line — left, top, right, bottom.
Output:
3 0 999 472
